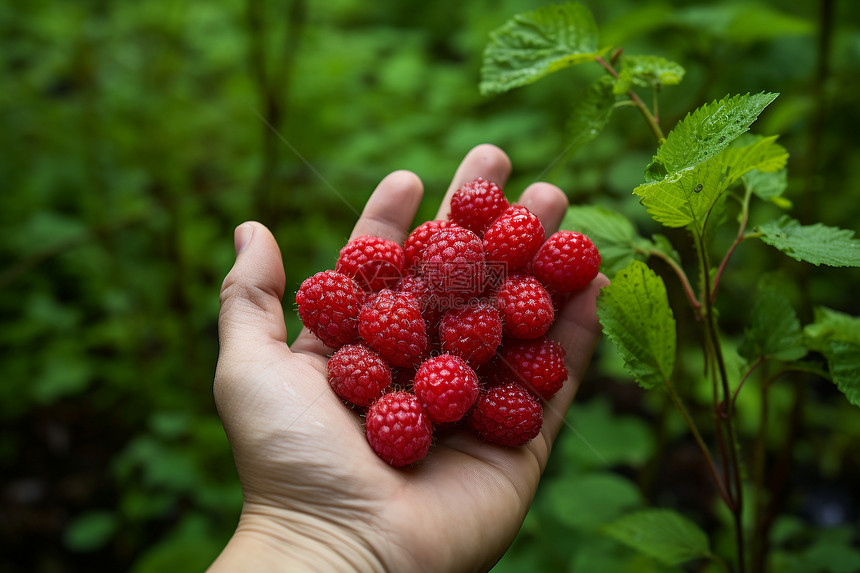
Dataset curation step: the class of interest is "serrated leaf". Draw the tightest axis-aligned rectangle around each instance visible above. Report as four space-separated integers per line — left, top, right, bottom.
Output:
596 261 676 389
644 92 778 180
635 135 787 230
744 168 789 205
603 509 712 566
740 288 806 361
804 307 860 407
567 75 618 153
614 55 685 94
758 216 860 267
480 3 599 96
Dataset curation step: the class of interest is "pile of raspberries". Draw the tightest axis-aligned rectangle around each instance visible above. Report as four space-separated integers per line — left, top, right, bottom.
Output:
296 178 600 466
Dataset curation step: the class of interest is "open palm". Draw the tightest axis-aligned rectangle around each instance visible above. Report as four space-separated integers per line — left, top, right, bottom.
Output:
210 144 608 572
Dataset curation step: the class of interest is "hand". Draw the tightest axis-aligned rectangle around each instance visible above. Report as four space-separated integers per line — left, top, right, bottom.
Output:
209 144 608 572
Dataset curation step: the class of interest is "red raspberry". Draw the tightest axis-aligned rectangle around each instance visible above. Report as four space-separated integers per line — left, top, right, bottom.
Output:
475 355 515 387
396 273 443 331
449 178 510 236
413 354 480 423
532 230 601 293
359 289 428 368
495 274 554 339
423 226 486 299
403 220 456 271
468 383 543 447
500 337 568 400
336 235 405 292
483 205 545 272
439 303 502 366
296 270 365 349
327 344 391 407
365 391 433 466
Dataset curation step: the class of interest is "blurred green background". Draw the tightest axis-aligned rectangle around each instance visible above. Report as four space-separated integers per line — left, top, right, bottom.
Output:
1 0 859 571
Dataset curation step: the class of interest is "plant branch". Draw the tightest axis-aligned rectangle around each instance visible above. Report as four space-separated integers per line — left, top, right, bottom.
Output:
664 379 734 508
646 248 703 318
731 356 766 411
595 55 665 141
712 187 753 301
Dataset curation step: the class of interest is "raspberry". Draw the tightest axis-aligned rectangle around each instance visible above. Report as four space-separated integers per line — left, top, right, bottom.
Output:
449 178 510 236
327 345 391 407
483 205 545 272
365 391 433 466
296 270 365 349
413 354 480 423
403 220 456 271
336 235 405 291
475 355 515 387
499 337 568 400
494 274 554 339
359 289 428 368
396 273 443 331
423 226 486 299
532 230 601 293
468 383 543 447
439 303 502 366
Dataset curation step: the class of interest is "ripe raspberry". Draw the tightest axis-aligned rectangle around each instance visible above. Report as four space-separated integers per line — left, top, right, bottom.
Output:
495 274 554 339
403 220 456 271
336 235 405 291
396 273 443 331
439 303 502 366
532 230 601 293
469 383 543 447
423 226 486 299
359 289 428 368
413 354 480 423
449 178 510 236
296 270 365 349
365 391 433 466
500 337 568 400
475 355 515 387
327 345 391 407
483 205 545 272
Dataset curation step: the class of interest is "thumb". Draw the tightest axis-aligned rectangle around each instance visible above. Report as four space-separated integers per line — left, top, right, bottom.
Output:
218 221 289 360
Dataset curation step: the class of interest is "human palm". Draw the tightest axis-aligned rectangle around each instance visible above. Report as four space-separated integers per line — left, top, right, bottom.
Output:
211 144 608 572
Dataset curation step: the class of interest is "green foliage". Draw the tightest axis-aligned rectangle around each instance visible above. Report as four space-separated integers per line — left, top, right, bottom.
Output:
614 55 685 94
603 509 712 566
804 307 860 407
596 261 676 389
566 76 619 155
740 286 806 361
562 205 654 276
64 511 118 553
757 216 860 267
480 3 600 96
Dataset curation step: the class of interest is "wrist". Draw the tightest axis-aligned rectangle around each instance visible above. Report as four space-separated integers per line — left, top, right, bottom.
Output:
208 503 385 572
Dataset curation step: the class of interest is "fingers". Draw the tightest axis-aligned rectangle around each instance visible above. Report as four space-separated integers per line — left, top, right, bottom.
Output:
434 144 512 221
218 222 290 360
350 170 424 243
290 170 424 356
540 273 610 444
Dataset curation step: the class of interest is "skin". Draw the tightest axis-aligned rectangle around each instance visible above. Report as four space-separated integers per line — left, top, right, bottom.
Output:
209 144 609 573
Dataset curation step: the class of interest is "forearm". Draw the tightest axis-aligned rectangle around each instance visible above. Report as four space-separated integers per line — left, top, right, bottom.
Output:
208 508 386 573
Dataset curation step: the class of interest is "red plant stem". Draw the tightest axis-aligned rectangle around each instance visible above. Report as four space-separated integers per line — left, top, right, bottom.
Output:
731 356 766 411
595 55 665 141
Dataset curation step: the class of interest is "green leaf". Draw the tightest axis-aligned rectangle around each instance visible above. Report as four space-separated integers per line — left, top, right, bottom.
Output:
740 287 806 361
804 307 860 407
673 4 814 43
614 55 685 95
757 216 860 267
635 135 787 230
645 92 779 180
480 3 599 96
603 509 712 566
562 396 655 469
567 75 618 154
596 261 676 389
64 511 118 552
543 471 643 530
744 168 789 206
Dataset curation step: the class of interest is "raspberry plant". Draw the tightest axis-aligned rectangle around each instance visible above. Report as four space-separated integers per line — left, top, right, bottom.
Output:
481 3 860 572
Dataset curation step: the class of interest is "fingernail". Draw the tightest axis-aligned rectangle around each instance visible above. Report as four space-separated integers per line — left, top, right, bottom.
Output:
234 223 253 256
